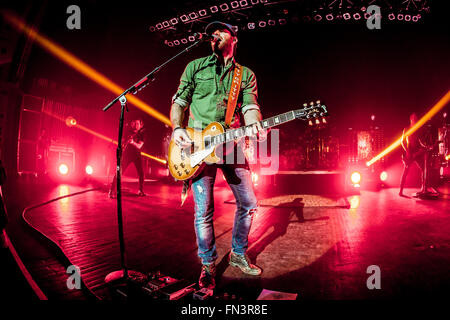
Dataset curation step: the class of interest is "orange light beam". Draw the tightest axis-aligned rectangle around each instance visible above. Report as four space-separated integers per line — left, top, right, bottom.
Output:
43 110 167 165
366 90 450 167
2 11 171 126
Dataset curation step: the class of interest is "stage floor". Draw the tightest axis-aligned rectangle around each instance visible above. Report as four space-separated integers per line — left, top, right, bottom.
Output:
3 176 450 300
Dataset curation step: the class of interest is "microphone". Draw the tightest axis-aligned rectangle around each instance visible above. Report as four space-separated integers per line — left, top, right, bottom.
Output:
193 33 220 42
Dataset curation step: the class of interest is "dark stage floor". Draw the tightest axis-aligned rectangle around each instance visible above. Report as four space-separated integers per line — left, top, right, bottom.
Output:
2 175 450 300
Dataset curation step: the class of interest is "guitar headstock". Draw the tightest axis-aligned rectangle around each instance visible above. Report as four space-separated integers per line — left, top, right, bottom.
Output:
294 100 328 125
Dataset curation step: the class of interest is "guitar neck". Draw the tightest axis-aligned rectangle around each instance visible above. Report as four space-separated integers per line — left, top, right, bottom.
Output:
211 110 298 147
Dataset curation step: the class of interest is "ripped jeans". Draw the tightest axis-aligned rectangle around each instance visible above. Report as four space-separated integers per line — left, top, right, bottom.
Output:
192 164 257 265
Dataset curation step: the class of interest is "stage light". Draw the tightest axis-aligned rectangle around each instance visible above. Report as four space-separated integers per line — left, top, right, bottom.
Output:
446 155 450 161
210 6 219 13
156 23 163 30
86 165 93 175
162 21 170 28
388 13 395 20
220 3 229 11
199 9 207 17
279 18 287 25
405 15 411 21
173 40 180 45
240 0 249 7
59 163 69 175
314 14 322 21
180 15 189 22
170 18 178 25
166 41 174 47
364 12 371 19
181 38 188 44
371 114 376 121
351 171 361 184
343 13 351 20
250 0 259 4
231 1 239 9
397 14 404 20
353 13 361 20
248 22 256 29
2 12 171 126
268 20 276 26
380 171 388 182
188 36 195 42
149 26 156 32
66 116 77 127
412 15 420 22
258 21 266 27
189 12 198 20
326 14 334 21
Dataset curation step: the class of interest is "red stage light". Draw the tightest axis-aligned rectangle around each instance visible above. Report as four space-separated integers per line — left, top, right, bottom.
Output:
85 165 93 175
380 171 388 182
351 171 361 184
65 116 77 127
59 163 69 175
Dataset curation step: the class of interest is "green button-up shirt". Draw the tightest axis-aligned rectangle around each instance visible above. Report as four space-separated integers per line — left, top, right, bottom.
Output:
173 54 260 129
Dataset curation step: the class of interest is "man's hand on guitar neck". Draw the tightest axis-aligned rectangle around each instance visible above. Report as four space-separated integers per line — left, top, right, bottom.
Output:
173 127 193 148
244 109 268 142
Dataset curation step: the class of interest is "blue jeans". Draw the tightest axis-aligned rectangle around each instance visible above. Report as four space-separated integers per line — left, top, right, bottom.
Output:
192 164 257 265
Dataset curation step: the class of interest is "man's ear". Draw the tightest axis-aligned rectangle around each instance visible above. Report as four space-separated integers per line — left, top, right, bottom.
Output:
233 37 238 45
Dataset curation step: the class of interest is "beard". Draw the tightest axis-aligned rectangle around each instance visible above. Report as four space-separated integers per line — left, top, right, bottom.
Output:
212 38 233 55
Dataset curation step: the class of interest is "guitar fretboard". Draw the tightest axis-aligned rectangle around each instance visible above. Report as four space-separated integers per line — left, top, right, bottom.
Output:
210 110 298 147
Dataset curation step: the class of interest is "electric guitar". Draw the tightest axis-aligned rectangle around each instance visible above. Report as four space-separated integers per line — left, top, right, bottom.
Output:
168 101 328 181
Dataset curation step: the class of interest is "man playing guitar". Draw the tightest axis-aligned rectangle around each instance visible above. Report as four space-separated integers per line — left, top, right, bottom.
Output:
170 21 265 290
109 118 146 198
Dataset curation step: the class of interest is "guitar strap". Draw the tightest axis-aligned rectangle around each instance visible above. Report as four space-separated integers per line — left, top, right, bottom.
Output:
224 63 244 127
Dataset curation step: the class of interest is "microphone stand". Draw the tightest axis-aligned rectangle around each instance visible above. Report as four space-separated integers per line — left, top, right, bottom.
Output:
103 38 205 287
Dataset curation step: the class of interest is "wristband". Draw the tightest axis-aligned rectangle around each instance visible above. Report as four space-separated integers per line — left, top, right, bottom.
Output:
173 126 183 132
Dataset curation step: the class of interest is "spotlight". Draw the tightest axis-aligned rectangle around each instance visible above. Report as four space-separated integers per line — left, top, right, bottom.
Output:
388 13 395 20
86 165 93 175
181 38 188 44
314 14 322 21
173 40 180 45
66 116 77 127
258 21 266 27
210 6 219 13
397 14 404 20
248 22 256 29
405 15 411 21
364 12 371 19
240 0 249 7
162 21 170 28
188 35 195 42
189 12 198 20
353 13 361 20
156 23 163 30
180 15 189 22
149 26 156 32
231 1 239 9
268 19 276 26
412 14 420 22
199 9 207 17
166 41 174 47
351 171 361 184
220 3 229 11
279 18 287 25
250 0 259 4
170 18 178 25
326 13 334 21
59 163 69 175
343 13 351 20
371 114 376 121
380 171 388 182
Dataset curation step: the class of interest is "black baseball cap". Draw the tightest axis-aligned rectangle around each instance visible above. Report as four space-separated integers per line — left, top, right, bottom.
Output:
205 21 236 36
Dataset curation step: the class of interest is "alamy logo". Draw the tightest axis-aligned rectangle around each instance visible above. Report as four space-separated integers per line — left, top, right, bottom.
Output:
66 5 81 30
66 265 81 289
366 5 381 30
366 265 381 289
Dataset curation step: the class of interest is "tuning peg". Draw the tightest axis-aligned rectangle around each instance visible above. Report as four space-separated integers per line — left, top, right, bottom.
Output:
316 100 320 105
303 103 307 108
309 101 314 106
308 120 313 126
